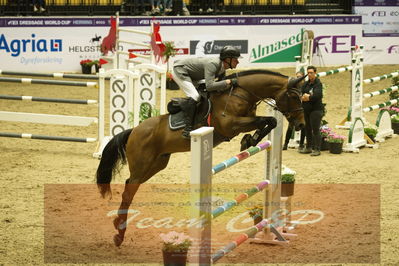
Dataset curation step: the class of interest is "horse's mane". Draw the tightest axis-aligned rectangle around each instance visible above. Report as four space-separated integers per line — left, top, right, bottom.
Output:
225 69 288 79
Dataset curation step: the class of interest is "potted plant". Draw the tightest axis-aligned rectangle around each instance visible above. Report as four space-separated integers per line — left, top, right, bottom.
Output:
320 125 332 151
248 205 263 225
281 173 295 197
364 127 378 143
93 60 101 73
391 114 399 134
160 231 192 266
326 132 346 154
162 41 179 90
80 59 94 74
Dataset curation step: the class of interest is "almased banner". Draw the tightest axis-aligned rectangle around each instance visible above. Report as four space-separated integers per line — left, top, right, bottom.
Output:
354 0 399 37
0 16 363 72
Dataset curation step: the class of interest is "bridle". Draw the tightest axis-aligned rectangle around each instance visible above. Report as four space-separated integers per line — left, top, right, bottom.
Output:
223 75 303 119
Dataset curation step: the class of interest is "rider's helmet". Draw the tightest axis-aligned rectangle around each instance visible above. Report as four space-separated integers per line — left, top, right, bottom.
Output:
219 46 241 60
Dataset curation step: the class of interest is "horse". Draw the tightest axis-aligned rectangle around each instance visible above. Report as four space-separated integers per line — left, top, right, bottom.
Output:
96 69 306 247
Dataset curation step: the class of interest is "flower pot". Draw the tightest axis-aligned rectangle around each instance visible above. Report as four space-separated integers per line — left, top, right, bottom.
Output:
281 182 295 197
328 142 343 154
162 250 188 266
392 122 399 134
81 64 92 74
320 137 329 151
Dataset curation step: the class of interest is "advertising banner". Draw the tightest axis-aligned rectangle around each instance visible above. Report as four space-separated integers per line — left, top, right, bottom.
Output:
0 16 373 73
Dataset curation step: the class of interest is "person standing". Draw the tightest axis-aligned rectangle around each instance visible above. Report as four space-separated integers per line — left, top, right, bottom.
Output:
283 71 306 150
172 46 241 138
300 66 324 156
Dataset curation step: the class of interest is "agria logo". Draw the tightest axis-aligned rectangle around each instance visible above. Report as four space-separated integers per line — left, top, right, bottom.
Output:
0 34 62 57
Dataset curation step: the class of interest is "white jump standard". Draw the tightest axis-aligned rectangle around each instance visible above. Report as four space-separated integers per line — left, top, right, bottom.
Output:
190 110 296 264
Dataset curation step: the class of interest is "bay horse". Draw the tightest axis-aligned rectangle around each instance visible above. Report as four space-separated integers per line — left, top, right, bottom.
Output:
96 69 306 246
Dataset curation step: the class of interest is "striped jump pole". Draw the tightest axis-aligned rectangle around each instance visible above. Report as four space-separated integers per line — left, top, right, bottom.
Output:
211 219 268 263
363 70 399 84
316 65 353 78
0 70 102 80
0 77 97 88
212 180 270 219
363 85 399 98
0 95 97 105
212 141 272 175
363 98 398 113
0 132 96 143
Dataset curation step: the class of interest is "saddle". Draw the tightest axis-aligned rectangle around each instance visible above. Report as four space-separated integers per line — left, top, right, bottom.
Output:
168 95 211 130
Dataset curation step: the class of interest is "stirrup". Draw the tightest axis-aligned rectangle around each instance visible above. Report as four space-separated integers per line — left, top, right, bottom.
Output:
182 129 192 139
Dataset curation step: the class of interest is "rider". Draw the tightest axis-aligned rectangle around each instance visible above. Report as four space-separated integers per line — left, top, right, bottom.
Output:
172 45 241 138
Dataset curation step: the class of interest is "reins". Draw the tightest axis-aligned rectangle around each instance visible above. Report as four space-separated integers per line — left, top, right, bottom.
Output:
221 75 303 117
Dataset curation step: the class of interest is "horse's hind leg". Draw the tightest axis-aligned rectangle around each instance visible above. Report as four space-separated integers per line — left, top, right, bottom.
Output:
113 153 171 247
113 182 140 247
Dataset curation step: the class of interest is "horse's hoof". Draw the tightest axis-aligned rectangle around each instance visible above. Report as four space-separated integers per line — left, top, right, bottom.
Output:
240 134 252 151
113 234 124 247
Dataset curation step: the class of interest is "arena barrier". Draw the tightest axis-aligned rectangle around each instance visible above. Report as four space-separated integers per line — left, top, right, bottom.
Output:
190 109 296 264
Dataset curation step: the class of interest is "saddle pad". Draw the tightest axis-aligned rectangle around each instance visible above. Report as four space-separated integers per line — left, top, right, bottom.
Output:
169 111 186 130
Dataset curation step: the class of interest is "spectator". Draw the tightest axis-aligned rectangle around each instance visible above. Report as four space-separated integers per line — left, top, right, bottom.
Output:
299 66 324 156
32 0 45 12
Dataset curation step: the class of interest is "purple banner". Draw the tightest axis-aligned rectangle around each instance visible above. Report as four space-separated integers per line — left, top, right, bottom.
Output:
354 0 399 6
0 16 362 28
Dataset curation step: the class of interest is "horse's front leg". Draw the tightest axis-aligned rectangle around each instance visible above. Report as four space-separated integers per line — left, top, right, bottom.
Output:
232 116 277 151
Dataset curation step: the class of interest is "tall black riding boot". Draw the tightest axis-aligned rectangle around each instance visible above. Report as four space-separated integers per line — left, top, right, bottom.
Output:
180 97 197 139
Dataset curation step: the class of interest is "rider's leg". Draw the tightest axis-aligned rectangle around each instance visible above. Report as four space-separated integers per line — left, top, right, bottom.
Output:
180 97 197 139
172 68 201 138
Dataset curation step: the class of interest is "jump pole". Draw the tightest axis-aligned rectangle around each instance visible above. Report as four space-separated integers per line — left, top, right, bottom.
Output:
0 95 97 105
0 76 97 88
0 132 96 143
0 70 103 80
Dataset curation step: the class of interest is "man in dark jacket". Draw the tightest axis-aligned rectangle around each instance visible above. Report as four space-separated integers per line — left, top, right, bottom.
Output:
300 65 324 156
172 45 241 138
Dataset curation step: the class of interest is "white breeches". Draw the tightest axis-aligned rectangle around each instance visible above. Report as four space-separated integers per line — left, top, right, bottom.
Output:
172 70 201 102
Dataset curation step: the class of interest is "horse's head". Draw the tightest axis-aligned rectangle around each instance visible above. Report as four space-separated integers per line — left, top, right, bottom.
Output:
276 75 307 130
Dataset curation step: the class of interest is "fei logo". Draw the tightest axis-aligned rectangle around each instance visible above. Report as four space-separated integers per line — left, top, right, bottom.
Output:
0 33 62 57
388 45 399 54
313 35 356 54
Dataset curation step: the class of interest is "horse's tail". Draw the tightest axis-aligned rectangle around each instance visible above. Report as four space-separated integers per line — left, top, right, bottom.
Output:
96 129 132 198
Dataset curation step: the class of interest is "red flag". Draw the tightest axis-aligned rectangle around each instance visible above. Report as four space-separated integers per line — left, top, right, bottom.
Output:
99 58 108 65
100 16 117 56
150 20 166 63
129 53 138 59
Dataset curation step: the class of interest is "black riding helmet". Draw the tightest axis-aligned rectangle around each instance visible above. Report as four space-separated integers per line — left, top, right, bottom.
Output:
220 46 241 60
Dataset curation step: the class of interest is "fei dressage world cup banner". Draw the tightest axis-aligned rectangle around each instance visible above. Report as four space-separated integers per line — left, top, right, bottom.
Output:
0 15 391 72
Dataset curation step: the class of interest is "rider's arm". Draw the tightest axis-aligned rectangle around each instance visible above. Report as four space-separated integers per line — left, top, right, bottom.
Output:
204 63 230 92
